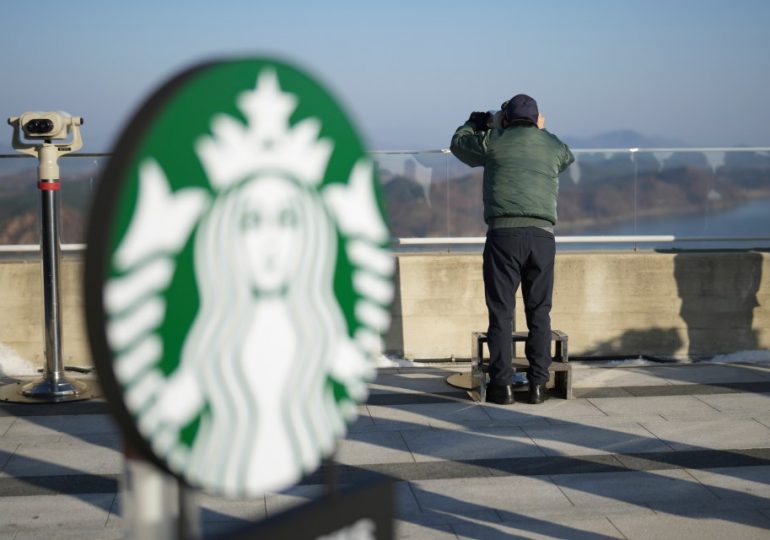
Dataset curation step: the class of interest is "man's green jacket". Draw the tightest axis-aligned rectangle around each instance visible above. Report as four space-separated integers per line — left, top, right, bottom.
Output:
450 122 574 228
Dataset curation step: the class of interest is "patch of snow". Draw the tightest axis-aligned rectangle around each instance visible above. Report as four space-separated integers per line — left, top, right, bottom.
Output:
375 354 428 368
587 357 658 367
0 343 37 376
704 350 770 365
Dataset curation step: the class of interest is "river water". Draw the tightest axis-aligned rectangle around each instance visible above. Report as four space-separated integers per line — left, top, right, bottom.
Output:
556 197 770 251
395 197 770 252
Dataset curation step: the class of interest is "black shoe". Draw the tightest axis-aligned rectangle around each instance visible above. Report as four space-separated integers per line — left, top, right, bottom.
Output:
528 383 550 404
486 384 515 405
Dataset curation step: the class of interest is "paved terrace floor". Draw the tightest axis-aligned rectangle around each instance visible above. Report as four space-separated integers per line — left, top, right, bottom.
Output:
1 361 770 539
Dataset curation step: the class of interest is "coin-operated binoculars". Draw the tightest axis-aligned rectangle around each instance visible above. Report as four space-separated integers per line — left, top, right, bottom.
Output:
9 111 84 174
1 112 97 402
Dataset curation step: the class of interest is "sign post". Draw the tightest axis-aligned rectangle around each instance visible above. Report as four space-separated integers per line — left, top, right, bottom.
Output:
121 440 201 540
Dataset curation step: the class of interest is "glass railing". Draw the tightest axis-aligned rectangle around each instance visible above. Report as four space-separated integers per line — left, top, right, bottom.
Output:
0 153 106 247
1 148 769 251
375 147 770 250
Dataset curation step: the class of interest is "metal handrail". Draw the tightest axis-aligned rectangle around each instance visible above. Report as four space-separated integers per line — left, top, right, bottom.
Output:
572 147 770 154
396 235 770 245
2 234 769 254
0 243 86 253
2 146 770 159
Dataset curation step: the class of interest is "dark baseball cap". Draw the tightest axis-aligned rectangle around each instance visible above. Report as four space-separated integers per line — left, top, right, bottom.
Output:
502 94 539 125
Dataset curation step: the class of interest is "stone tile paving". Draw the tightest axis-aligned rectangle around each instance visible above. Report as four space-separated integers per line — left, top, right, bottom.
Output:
196 492 266 522
394 521 456 539
1 363 770 539
12 528 124 540
0 493 116 528
694 392 770 413
608 509 770 539
4 415 118 438
639 417 770 451
522 422 674 456
401 425 546 462
396 506 500 527
264 484 326 516
551 469 720 509
483 396 608 420
370 373 461 395
0 418 13 437
367 402 495 431
685 465 770 500
0 442 18 472
496 502 659 522
335 431 415 465
546 414 668 427
12 526 124 540
587 395 723 418
0 440 121 478
452 516 626 539
409 475 574 515
57 432 122 450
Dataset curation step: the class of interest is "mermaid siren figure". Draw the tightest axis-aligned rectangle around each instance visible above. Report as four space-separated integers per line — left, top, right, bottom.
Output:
104 69 393 497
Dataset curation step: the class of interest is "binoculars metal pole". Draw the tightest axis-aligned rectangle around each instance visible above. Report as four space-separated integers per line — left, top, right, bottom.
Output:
0 121 97 403
20 147 87 400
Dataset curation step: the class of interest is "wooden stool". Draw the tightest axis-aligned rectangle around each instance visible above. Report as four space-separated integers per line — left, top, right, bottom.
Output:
471 330 572 401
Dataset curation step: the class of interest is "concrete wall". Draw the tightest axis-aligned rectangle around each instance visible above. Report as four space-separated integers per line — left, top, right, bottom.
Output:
0 257 89 370
385 250 770 360
1 250 768 369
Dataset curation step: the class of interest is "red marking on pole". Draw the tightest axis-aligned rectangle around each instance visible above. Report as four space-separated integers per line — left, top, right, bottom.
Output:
38 181 61 191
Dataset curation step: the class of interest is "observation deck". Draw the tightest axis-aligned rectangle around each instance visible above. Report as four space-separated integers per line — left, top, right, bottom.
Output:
1 147 769 537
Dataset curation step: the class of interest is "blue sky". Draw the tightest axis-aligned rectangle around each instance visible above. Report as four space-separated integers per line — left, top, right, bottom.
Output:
1 0 769 150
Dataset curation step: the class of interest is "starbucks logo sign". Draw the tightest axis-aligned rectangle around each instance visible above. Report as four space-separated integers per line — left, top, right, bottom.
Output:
86 60 393 498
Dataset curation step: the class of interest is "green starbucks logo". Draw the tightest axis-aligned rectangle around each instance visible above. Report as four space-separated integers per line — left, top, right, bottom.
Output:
86 61 393 498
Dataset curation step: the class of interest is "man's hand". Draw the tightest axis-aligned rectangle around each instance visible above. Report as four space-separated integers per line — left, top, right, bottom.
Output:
468 111 490 132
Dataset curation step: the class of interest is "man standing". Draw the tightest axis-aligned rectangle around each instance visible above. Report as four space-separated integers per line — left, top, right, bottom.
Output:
450 94 574 405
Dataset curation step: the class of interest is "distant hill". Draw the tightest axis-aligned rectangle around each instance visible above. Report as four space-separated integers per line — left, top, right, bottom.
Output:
563 130 688 149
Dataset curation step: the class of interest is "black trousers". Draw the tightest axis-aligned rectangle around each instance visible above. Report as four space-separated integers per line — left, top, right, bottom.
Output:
483 227 555 386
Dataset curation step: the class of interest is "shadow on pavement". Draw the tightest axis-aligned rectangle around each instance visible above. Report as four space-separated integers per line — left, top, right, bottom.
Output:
1 364 769 538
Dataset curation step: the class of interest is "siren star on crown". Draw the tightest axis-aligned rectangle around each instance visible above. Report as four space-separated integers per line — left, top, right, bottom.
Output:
196 69 334 190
